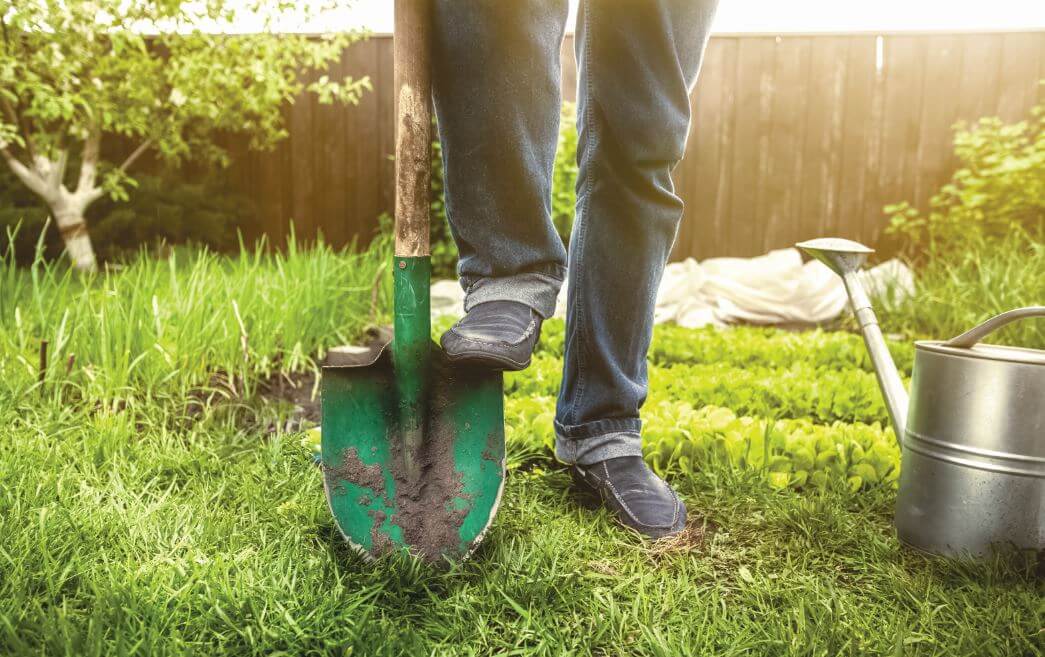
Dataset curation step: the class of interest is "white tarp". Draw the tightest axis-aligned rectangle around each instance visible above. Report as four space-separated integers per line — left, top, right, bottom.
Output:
431 247 913 328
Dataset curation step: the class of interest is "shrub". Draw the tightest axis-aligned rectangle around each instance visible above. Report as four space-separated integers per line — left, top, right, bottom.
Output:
0 168 62 265
886 95 1044 253
882 93 1045 349
88 172 254 262
0 168 253 266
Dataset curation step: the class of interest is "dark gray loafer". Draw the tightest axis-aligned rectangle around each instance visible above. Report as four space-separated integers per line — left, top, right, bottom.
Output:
440 300 542 371
572 456 686 539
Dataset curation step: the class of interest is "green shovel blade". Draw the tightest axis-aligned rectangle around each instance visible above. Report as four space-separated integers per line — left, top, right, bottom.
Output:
321 257 505 563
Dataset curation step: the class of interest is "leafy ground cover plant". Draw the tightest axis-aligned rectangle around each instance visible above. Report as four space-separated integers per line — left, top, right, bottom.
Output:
506 353 894 425
524 319 915 374
506 396 899 493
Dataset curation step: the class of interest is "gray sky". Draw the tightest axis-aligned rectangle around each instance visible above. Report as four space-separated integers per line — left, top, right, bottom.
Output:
252 1 1045 34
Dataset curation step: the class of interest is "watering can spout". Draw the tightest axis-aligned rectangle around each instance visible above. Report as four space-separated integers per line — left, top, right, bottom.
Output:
796 238 909 443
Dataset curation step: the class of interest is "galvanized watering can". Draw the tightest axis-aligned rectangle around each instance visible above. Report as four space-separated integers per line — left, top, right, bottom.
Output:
797 238 1044 558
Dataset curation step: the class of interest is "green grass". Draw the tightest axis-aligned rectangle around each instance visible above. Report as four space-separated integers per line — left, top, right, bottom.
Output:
0 241 1041 656
1 231 391 403
877 231 1045 350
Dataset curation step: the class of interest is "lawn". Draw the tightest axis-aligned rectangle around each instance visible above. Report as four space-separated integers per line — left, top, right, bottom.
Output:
0 241 1041 657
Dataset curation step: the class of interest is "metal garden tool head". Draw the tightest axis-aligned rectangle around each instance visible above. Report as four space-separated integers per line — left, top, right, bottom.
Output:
795 237 873 277
321 0 505 564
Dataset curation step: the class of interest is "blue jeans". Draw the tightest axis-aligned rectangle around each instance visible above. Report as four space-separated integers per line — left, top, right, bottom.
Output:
432 0 718 465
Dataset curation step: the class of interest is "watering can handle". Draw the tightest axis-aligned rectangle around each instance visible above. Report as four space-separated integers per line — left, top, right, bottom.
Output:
943 306 1045 349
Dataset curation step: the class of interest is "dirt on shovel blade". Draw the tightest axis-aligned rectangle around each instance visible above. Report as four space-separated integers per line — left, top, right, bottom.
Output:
325 356 482 562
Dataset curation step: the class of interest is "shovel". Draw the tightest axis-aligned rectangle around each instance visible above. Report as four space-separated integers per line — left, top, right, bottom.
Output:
321 0 505 563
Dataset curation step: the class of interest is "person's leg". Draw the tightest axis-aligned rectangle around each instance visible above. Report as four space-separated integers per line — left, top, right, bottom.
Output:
555 0 718 536
432 0 569 321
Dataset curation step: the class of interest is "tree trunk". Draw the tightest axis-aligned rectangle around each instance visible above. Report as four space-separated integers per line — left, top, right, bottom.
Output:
53 209 98 272
3 136 103 272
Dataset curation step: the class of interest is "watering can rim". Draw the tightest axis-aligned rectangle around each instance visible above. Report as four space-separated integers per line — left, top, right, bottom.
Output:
917 305 1045 367
915 340 1045 367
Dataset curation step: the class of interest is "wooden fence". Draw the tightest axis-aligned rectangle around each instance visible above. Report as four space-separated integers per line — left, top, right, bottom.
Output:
223 31 1045 260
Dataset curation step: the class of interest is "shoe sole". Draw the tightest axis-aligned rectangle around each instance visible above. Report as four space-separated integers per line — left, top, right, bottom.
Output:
442 349 531 372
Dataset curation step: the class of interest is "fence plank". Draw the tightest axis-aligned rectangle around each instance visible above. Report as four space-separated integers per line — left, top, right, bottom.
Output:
913 35 964 210
956 34 1003 125
676 36 736 260
798 37 850 244
836 36 878 243
997 32 1042 121
757 37 810 253
561 36 578 103
872 35 927 245
727 36 776 256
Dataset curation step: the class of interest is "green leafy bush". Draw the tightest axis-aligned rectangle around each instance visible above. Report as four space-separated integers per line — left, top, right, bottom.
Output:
882 95 1045 349
887 96 1044 252
0 168 63 264
88 172 253 261
1 168 253 265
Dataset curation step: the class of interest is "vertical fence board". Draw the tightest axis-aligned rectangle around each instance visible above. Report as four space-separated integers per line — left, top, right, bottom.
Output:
997 33 1042 121
798 37 850 243
377 38 396 229
676 37 731 259
912 35 964 210
356 39 382 244
872 36 926 245
726 37 775 255
757 37 810 253
836 36 878 243
956 34 1003 126
561 35 578 103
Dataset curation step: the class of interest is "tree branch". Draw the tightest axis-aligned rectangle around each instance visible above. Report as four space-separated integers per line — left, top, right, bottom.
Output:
118 138 152 173
49 148 70 191
75 129 101 196
0 14 10 56
1 146 49 198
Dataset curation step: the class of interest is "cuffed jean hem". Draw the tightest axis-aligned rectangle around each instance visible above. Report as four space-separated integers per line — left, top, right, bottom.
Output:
554 432 644 466
462 271 563 319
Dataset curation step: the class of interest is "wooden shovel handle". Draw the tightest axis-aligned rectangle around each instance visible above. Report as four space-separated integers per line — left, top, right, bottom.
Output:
394 0 432 257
